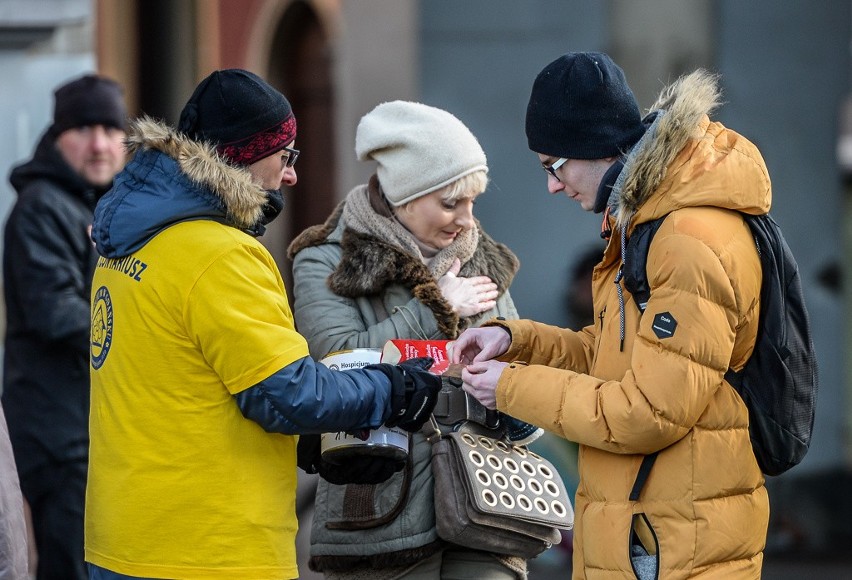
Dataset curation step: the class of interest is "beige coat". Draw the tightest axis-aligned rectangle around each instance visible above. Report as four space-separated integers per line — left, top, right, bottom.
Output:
492 71 770 578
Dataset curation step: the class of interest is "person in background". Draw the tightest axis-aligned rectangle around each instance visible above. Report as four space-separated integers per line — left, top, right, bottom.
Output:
289 100 538 580
85 70 440 580
451 52 770 578
2 74 128 580
565 244 604 329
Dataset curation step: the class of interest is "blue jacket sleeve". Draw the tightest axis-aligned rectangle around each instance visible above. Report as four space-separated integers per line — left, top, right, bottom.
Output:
234 355 393 434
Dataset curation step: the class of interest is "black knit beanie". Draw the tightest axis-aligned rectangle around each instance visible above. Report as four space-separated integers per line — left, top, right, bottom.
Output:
52 74 127 134
525 52 645 159
177 69 297 166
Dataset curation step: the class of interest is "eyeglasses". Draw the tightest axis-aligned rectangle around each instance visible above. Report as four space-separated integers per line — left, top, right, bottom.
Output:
282 146 300 168
542 157 568 181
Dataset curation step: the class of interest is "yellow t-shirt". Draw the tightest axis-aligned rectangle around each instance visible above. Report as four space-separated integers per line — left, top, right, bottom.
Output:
87 220 309 579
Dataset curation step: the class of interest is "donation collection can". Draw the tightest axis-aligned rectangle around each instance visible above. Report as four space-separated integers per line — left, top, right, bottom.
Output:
319 348 410 465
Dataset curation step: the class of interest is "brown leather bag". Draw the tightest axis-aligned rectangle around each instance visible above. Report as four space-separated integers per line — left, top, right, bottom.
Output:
430 424 574 559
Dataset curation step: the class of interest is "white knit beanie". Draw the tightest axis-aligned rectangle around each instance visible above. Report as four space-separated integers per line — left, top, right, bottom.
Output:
355 101 488 207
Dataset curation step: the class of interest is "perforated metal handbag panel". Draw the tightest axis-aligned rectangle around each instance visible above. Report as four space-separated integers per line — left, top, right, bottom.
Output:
448 430 574 529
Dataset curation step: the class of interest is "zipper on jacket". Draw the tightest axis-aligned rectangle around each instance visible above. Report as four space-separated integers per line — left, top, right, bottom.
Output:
614 225 628 352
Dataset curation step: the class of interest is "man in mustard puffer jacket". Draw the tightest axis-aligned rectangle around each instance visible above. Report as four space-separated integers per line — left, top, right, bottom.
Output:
452 52 770 579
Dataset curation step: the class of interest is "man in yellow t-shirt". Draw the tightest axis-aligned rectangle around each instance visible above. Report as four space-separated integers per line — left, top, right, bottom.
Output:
86 70 441 580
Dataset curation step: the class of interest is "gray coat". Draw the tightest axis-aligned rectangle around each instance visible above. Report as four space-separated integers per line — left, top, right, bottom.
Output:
0 406 27 580
289 200 520 573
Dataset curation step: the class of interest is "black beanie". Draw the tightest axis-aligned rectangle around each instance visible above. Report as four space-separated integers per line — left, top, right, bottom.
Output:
177 69 297 166
52 74 127 134
525 52 645 160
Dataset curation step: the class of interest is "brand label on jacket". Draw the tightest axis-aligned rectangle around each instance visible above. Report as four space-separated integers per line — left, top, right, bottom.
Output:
652 311 677 339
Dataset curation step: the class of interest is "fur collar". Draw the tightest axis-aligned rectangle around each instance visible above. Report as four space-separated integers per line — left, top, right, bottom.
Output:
288 200 519 337
126 116 267 229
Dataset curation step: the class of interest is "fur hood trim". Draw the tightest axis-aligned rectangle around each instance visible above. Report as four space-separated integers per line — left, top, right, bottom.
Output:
613 70 721 228
126 116 267 228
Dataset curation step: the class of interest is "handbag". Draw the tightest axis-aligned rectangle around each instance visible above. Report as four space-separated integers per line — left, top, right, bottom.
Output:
430 421 574 559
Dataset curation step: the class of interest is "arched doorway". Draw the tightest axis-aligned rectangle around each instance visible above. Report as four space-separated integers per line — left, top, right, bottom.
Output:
134 0 196 122
263 1 336 292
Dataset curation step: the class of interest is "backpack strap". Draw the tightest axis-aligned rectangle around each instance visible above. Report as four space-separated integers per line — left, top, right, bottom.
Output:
623 215 668 314
622 215 669 501
723 368 741 388
629 452 659 501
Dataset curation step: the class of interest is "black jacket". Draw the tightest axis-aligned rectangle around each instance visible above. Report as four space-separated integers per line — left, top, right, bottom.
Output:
2 130 104 477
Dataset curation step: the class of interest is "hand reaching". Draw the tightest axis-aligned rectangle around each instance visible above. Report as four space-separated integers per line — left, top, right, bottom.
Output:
367 357 442 432
438 258 499 317
448 326 512 365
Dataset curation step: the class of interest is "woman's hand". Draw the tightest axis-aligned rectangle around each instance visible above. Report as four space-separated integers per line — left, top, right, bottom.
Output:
438 258 499 317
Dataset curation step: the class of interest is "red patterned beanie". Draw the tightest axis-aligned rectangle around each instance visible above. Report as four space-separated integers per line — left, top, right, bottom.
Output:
177 69 297 166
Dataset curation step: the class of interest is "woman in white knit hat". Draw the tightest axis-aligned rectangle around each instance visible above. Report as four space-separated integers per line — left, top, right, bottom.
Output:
288 101 539 580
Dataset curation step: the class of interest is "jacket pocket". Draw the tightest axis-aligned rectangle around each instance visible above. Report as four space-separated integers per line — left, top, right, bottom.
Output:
325 448 412 530
630 512 659 580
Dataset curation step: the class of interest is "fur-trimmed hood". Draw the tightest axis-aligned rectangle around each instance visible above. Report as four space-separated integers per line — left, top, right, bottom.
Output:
288 199 519 337
92 116 269 258
612 70 771 230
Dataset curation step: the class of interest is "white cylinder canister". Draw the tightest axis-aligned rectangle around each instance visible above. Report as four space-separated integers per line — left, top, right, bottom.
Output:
319 348 409 465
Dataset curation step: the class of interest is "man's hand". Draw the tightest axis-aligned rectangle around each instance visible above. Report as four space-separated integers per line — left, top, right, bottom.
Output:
367 357 441 432
461 360 509 410
448 326 512 365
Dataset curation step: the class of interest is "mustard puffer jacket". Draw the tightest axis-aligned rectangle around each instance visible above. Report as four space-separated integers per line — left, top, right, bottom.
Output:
492 71 770 579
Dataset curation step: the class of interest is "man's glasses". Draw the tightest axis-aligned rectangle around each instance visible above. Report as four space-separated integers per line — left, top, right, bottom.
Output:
282 146 300 168
542 157 568 181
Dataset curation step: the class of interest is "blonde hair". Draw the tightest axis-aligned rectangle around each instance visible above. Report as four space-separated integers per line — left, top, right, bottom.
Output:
442 169 488 202
396 169 489 218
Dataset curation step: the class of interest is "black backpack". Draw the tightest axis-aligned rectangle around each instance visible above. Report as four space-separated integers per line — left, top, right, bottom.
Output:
624 212 818 500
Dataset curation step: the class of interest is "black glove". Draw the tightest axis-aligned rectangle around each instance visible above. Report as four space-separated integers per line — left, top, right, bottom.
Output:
296 433 323 476
296 433 405 485
367 357 441 432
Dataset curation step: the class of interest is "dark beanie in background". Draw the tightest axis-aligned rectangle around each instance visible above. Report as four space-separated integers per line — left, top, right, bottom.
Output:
177 69 297 166
525 52 645 160
52 74 127 135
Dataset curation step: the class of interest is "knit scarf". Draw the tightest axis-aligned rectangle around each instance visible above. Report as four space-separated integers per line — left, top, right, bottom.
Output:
341 177 479 279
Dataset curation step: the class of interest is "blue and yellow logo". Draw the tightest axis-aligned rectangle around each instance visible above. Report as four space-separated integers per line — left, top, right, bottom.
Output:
91 286 113 369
